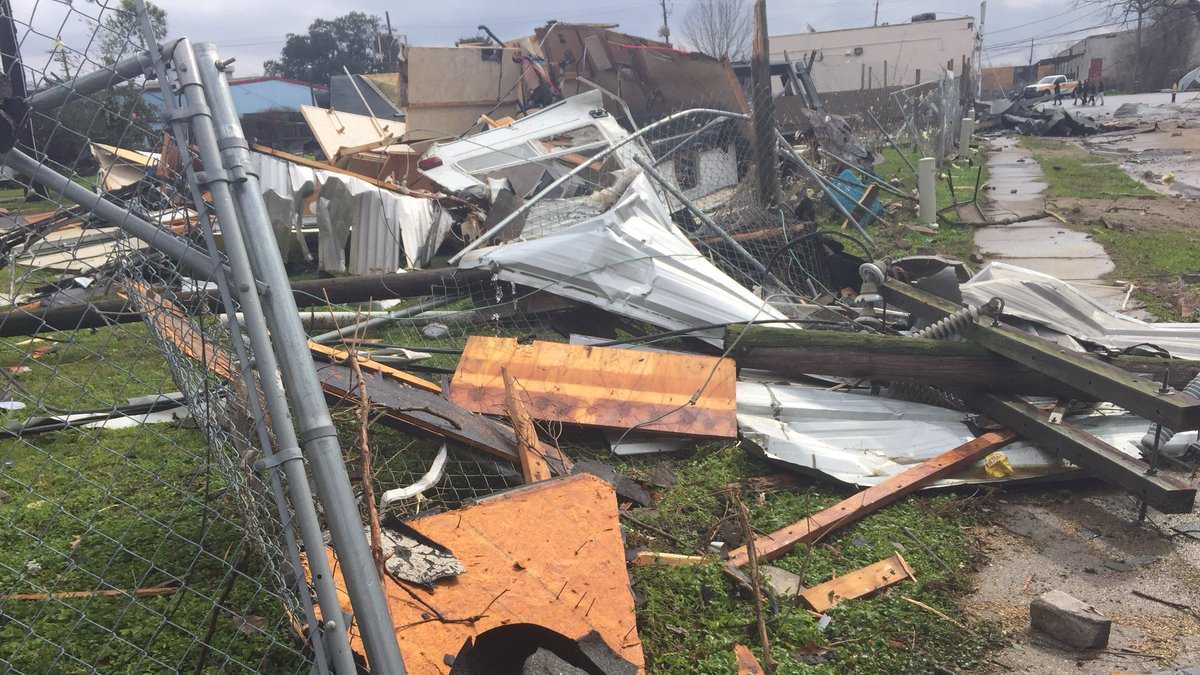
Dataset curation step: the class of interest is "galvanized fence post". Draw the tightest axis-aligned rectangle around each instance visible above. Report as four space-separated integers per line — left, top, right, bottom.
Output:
189 42 408 674
164 36 361 675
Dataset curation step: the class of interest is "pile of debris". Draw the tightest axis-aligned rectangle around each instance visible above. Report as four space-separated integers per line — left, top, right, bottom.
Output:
982 98 1104 136
10 19 1200 673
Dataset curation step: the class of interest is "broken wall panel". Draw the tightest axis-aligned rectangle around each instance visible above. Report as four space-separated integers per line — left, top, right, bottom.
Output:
321 474 645 674
449 336 737 438
403 46 524 140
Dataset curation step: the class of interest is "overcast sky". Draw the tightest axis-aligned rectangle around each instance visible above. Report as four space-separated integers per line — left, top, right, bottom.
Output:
15 0 1125 78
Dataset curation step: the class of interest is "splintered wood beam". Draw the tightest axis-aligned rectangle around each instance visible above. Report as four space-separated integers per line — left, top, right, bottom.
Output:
882 278 1200 432
726 431 1016 567
963 392 1196 514
724 324 1200 396
503 368 552 483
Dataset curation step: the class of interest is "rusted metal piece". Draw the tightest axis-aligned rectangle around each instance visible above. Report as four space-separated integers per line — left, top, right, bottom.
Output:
450 336 738 439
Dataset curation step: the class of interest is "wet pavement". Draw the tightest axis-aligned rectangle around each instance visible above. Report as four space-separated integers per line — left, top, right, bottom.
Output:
976 136 1126 310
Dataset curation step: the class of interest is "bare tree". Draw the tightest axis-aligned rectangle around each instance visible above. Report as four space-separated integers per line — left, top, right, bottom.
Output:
1078 0 1163 88
682 0 752 60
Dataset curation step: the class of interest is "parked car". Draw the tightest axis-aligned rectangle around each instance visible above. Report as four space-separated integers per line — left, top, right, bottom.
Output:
1023 75 1078 100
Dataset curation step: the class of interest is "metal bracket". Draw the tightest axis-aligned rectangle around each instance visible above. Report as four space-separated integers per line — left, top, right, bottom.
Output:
299 424 339 446
253 447 304 473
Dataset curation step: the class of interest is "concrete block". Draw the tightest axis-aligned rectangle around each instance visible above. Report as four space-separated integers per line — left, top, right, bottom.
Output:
1030 589 1111 649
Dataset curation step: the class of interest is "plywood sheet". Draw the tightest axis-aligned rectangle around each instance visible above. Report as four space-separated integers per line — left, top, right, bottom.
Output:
404 46 523 139
300 105 407 161
449 336 737 438
322 474 645 674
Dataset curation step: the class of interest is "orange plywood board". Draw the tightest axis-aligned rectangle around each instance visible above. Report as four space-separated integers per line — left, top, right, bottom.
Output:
449 337 737 439
323 474 644 674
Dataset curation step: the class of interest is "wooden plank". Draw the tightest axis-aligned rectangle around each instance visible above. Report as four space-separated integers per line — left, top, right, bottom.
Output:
726 431 1016 567
631 551 708 567
317 362 573 474
316 474 645 674
503 368 552 483
800 553 915 613
449 336 738 438
0 586 179 602
131 285 573 475
881 278 1200 431
724 324 1200 397
840 182 878 230
964 392 1196 514
308 341 441 394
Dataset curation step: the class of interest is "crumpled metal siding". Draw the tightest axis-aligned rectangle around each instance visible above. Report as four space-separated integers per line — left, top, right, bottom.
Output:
457 174 792 344
961 262 1200 359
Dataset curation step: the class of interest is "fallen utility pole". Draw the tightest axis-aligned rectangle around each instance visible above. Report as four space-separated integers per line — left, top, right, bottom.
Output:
726 431 1016 566
880 278 1200 432
961 393 1195 513
0 267 491 337
724 324 1200 397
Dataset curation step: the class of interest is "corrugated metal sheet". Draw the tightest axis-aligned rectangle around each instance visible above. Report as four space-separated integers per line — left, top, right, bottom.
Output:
961 263 1200 359
738 380 1197 487
249 150 450 270
457 173 794 344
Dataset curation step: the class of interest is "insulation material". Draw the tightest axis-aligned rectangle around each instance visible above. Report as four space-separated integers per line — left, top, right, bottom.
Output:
449 336 738 438
457 173 792 345
249 149 452 270
319 474 644 674
737 381 1197 487
961 263 1200 359
90 143 159 191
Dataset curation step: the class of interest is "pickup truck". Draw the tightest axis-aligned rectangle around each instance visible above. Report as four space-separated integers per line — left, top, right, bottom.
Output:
1023 75 1078 99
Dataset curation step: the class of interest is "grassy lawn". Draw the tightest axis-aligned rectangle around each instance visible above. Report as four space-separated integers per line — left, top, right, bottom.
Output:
622 444 1002 674
843 146 985 262
1017 137 1200 320
1018 137 1157 199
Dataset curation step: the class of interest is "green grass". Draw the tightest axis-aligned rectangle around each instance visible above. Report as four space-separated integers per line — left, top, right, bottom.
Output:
623 445 1004 674
835 146 985 262
1018 137 1157 199
0 317 309 673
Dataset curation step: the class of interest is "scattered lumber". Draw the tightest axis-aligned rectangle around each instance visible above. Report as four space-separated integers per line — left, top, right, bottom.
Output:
503 368 552 483
726 431 1016 566
800 553 915 612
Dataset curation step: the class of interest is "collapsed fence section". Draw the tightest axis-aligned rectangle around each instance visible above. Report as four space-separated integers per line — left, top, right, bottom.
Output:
0 1 406 673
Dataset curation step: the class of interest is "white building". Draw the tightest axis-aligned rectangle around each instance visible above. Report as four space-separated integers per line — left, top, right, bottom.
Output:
770 16 978 93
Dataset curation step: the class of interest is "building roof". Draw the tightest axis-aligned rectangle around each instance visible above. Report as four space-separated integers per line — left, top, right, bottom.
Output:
772 16 974 41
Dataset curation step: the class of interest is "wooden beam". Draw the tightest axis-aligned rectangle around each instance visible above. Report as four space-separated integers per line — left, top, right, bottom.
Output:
308 341 441 394
881 278 1200 432
963 392 1196 514
724 324 1200 396
726 431 1016 566
503 368 552 483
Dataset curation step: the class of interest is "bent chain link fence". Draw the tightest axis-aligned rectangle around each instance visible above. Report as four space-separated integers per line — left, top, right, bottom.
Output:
0 1 406 673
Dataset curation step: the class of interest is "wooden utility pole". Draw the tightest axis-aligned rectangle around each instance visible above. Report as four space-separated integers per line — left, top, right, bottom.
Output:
874 0 880 26
659 0 672 46
750 0 777 207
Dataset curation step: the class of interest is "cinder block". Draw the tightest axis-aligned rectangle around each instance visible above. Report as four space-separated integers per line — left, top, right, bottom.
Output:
1030 589 1111 649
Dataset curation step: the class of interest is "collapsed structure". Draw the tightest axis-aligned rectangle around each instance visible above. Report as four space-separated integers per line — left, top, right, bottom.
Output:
2 4 1199 675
